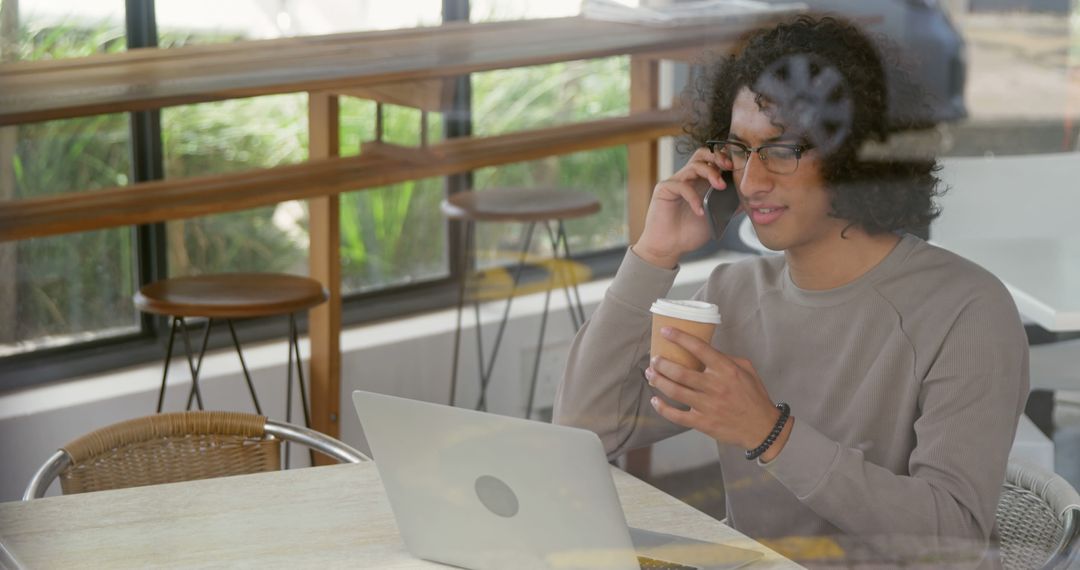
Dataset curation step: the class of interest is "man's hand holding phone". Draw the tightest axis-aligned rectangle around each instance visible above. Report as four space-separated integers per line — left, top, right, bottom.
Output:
633 148 739 269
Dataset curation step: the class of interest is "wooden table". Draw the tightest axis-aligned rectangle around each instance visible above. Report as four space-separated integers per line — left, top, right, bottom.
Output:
0 462 797 569
0 13 799 447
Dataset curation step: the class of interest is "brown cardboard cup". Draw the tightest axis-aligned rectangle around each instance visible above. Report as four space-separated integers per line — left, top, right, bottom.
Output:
649 300 722 372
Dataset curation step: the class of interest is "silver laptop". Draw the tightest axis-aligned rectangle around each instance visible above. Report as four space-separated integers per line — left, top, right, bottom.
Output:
352 390 763 570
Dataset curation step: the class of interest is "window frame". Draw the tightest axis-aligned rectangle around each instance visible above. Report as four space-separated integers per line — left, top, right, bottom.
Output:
0 0 642 391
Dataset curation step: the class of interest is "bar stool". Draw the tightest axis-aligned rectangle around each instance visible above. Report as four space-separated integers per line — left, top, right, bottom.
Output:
134 273 328 436
442 188 600 419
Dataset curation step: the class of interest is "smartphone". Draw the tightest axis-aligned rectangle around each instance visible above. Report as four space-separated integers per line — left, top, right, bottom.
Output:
703 171 740 242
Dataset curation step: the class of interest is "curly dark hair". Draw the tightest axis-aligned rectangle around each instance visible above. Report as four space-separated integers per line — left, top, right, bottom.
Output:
683 16 942 235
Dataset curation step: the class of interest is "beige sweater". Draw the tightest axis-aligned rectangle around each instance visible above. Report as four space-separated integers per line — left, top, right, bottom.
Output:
554 234 1028 547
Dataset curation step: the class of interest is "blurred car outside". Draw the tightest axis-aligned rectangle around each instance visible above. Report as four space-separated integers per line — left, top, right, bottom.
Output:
586 0 969 130
739 0 968 129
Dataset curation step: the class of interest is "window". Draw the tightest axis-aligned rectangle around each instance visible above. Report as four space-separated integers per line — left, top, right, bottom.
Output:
0 0 638 372
0 0 136 357
160 95 310 279
6 1 1080 557
337 99 449 294
468 0 631 266
1 0 464 383
154 1 444 287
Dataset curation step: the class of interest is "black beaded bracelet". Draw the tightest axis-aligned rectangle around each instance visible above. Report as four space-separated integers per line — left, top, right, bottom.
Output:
745 402 791 461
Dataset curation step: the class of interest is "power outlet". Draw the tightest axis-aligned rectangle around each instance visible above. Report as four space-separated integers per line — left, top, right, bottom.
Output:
520 339 572 416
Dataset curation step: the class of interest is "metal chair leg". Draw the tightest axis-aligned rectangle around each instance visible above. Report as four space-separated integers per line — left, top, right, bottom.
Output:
472 296 485 403
471 230 486 406
450 216 585 418
544 221 581 330
449 221 474 407
226 319 263 415
289 314 315 467
284 313 295 469
557 220 587 326
476 222 536 411
183 318 213 411
523 221 583 420
291 315 312 428
179 317 207 411
285 315 294 427
156 318 180 413
524 270 554 420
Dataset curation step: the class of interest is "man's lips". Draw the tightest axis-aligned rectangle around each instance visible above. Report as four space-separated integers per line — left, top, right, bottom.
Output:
747 205 787 225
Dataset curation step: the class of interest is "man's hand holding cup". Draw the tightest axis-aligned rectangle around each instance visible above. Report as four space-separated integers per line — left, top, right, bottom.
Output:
645 298 792 461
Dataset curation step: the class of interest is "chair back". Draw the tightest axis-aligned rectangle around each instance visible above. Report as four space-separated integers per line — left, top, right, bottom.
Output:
60 411 279 495
24 411 368 500
997 461 1080 570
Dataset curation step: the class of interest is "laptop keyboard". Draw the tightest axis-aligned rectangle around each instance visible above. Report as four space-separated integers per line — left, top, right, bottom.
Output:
637 556 697 570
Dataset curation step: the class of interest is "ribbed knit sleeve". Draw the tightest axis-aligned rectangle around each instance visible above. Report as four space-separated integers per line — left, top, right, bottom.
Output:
553 248 689 458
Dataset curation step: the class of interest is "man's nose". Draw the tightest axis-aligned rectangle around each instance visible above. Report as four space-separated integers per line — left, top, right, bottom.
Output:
738 153 773 196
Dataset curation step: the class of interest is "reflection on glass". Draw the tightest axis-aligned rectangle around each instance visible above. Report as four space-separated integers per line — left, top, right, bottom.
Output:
954 4 1079 155
156 0 441 43
471 0 580 23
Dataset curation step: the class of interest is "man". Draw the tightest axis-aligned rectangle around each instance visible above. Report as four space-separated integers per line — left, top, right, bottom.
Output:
554 15 1028 560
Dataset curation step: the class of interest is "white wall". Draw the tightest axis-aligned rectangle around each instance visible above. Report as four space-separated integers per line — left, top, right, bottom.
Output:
0 253 748 503
934 153 1080 242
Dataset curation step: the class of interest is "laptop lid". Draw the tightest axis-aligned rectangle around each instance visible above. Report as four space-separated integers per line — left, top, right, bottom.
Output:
352 390 761 570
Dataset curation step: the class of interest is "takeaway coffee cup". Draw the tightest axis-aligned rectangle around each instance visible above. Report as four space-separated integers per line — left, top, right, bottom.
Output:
649 299 722 372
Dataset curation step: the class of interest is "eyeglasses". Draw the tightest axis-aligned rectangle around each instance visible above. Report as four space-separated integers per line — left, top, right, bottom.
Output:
704 139 814 175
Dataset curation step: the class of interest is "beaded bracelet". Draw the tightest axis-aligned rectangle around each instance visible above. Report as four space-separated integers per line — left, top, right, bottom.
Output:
745 402 791 461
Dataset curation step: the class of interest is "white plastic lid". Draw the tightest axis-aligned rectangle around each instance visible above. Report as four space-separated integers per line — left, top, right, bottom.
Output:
649 299 722 324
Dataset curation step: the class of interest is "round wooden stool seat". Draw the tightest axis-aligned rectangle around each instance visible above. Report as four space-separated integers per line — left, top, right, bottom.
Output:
134 273 328 319
440 188 601 222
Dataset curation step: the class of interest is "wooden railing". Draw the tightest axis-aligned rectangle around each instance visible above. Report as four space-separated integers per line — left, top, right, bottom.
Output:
0 13 797 465
0 110 681 242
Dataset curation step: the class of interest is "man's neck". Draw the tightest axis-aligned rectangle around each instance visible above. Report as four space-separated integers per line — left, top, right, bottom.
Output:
785 228 903 291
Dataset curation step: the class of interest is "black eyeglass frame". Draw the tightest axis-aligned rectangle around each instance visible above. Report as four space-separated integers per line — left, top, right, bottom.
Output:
704 139 815 174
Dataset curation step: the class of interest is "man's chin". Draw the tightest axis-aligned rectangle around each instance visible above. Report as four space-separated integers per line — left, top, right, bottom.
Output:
753 231 787 253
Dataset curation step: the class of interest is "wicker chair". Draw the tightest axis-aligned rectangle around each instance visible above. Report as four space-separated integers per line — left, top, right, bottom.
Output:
997 461 1080 570
22 411 368 500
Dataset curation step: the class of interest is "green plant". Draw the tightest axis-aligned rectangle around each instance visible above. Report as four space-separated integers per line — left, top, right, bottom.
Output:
161 93 309 277
338 100 447 292
471 57 630 260
5 18 134 349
